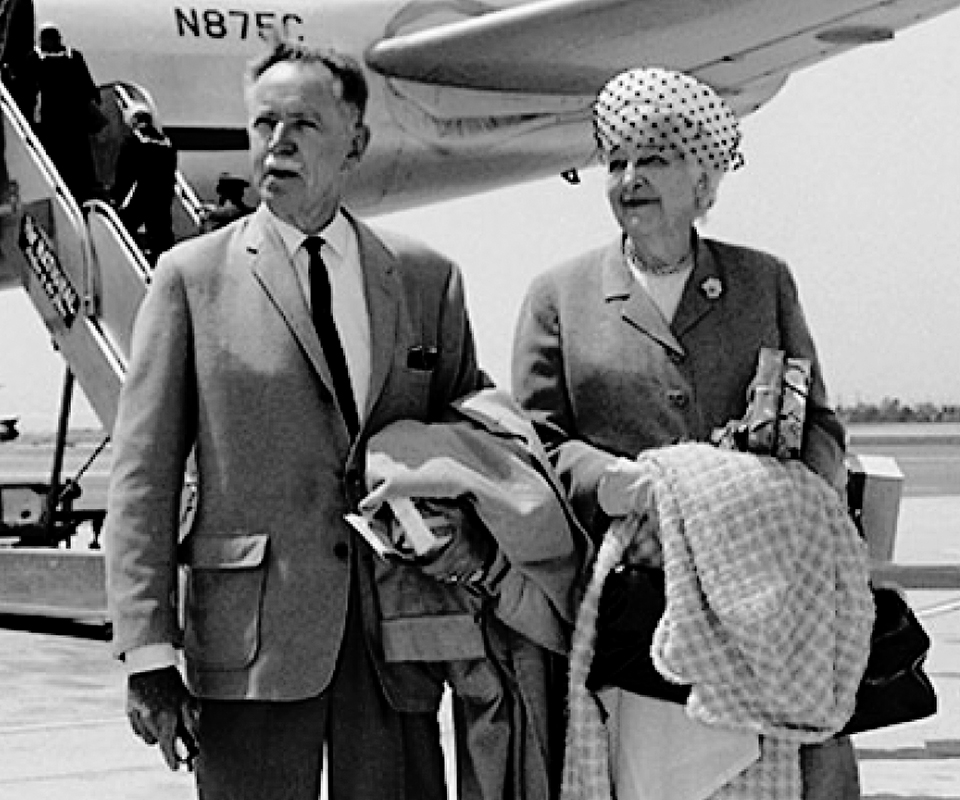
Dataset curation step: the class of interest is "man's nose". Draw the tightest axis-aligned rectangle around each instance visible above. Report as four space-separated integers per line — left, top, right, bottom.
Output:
268 121 295 152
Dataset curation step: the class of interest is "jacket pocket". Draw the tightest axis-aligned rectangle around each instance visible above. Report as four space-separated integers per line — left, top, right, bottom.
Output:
181 533 269 671
381 615 486 663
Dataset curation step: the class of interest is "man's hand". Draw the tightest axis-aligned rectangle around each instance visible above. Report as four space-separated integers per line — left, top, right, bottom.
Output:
126 666 200 771
416 499 495 585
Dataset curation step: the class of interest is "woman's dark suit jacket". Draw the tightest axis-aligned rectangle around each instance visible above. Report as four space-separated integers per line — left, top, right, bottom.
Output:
511 234 846 535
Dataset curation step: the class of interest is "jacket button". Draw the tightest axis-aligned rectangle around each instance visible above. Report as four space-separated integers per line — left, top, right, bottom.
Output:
333 542 349 561
668 350 685 365
667 389 689 409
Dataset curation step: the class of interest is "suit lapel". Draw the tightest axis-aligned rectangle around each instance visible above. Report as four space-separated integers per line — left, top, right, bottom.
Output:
672 235 723 339
244 208 339 398
351 215 399 424
603 241 684 356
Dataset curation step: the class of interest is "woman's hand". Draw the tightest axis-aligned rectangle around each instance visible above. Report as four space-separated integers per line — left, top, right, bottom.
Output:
597 457 653 517
599 459 663 567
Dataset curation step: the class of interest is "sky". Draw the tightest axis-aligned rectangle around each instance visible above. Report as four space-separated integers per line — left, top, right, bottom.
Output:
3 7 960 430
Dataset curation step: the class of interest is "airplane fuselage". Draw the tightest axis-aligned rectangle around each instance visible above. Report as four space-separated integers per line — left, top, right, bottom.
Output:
32 0 596 213
26 0 960 215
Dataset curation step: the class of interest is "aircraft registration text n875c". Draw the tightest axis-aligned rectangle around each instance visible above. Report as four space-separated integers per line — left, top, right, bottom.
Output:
173 6 306 42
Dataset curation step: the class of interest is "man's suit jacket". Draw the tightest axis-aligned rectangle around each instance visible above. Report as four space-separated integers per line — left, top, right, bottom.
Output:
511 234 846 536
105 205 485 702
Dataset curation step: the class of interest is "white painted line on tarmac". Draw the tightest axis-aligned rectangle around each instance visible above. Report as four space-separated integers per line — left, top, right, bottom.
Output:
0 716 125 734
917 595 960 618
0 764 171 785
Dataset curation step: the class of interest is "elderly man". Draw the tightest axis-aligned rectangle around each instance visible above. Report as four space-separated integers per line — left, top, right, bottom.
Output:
105 40 488 800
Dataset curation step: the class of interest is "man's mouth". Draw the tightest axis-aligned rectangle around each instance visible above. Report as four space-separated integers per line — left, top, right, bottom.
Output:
264 165 299 180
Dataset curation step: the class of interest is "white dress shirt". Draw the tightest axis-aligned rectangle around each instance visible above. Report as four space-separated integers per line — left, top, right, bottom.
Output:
269 207 372 417
629 262 693 324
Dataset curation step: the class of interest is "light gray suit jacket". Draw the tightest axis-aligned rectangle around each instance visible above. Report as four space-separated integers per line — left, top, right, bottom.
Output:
511 234 846 536
105 205 485 703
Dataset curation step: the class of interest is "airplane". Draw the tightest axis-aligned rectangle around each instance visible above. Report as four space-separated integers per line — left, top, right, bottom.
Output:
6 0 960 214
0 0 953 299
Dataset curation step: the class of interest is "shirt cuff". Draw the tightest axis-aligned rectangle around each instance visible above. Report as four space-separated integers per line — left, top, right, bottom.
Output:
123 643 178 674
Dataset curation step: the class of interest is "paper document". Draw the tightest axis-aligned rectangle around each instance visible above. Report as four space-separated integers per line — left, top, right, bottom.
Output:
345 497 452 561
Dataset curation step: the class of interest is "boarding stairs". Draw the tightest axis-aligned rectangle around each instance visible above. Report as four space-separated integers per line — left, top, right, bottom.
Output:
0 79 204 619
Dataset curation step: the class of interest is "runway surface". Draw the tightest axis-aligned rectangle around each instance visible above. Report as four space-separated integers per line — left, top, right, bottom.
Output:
1 430 958 799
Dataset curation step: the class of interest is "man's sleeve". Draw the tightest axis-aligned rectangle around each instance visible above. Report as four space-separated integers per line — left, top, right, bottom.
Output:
105 258 197 659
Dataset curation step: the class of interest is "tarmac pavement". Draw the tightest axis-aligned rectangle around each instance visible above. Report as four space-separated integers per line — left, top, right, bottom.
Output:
0 496 958 799
0 617 196 799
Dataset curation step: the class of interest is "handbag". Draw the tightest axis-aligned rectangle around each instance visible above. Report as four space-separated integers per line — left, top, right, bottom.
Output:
840 585 937 735
587 572 937 736
585 565 690 704
593 350 936 726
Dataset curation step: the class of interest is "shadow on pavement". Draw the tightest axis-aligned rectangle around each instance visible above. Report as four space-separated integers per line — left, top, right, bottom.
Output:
0 612 111 641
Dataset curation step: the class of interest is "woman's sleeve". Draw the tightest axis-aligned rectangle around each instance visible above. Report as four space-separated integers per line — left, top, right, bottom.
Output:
776 260 847 492
511 273 619 537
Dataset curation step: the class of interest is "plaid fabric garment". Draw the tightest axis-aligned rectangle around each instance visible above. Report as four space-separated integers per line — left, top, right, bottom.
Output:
562 443 873 800
561 521 635 800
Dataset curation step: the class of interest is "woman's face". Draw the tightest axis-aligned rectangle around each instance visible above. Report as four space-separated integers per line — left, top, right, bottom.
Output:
604 147 699 242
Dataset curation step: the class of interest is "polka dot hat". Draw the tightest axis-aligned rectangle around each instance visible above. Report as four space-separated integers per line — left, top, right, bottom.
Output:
593 67 745 175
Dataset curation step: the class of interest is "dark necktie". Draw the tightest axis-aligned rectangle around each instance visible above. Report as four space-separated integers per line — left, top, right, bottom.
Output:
304 237 359 436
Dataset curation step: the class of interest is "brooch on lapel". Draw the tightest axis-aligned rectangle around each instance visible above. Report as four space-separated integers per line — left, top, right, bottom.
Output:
700 277 723 300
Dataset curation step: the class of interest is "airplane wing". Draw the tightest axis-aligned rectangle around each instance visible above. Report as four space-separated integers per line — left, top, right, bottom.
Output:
367 0 960 113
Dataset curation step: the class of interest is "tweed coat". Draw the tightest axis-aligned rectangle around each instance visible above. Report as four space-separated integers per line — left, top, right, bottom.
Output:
105 205 486 704
511 234 846 536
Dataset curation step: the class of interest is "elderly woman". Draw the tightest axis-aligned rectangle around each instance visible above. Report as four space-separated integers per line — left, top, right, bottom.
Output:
511 68 858 799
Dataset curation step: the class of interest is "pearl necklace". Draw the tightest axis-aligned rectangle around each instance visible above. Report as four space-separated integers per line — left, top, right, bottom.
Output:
624 237 694 276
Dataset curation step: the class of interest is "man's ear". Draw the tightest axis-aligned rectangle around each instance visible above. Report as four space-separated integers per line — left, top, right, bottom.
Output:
346 124 370 165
